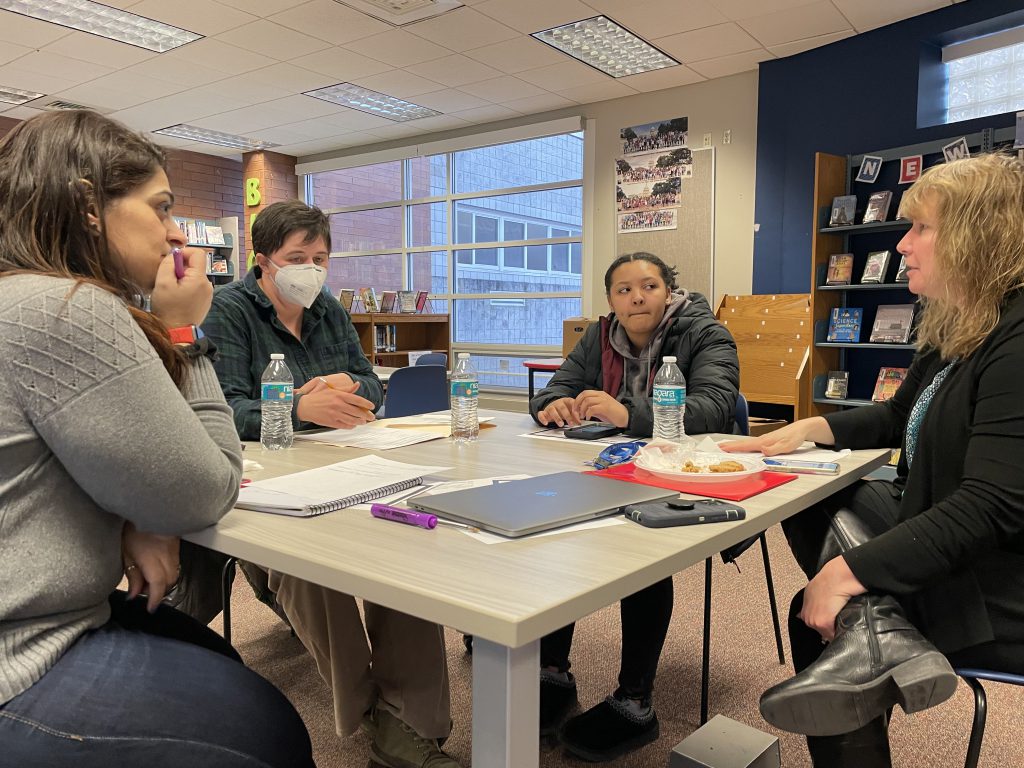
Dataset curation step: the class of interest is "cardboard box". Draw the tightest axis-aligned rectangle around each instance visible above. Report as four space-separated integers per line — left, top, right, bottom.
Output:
748 417 787 437
562 317 595 357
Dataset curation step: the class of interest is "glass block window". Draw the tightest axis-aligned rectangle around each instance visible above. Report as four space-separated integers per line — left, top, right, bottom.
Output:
945 40 1024 123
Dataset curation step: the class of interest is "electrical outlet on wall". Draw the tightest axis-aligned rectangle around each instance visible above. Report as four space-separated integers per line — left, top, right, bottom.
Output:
703 132 712 147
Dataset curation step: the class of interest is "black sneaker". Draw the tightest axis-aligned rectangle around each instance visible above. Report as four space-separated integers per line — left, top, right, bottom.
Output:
559 695 659 762
540 671 577 737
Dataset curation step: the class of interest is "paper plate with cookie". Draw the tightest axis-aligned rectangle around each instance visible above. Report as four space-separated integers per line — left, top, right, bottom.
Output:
633 440 766 483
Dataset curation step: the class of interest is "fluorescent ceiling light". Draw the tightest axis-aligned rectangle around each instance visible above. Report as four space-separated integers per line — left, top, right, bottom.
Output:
335 0 462 25
0 84 44 105
0 0 201 52
303 83 441 122
153 124 280 151
532 15 679 78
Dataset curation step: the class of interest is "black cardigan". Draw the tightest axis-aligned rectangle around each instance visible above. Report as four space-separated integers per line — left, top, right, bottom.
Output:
831 292 1024 654
529 293 739 437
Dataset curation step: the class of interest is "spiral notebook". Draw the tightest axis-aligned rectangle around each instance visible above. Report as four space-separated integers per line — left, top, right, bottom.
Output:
236 455 452 517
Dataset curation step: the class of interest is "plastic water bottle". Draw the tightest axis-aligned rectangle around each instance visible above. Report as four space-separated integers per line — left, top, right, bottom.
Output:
260 353 294 450
450 352 479 443
652 355 686 442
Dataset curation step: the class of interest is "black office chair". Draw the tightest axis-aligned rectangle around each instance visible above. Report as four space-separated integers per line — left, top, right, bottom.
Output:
382 365 449 418
954 668 1024 768
415 352 447 368
699 393 785 724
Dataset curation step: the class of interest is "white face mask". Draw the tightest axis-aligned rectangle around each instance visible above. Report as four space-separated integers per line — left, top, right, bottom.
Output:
266 260 327 309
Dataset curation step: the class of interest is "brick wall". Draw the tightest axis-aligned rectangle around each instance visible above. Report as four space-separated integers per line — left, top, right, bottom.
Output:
241 150 299 265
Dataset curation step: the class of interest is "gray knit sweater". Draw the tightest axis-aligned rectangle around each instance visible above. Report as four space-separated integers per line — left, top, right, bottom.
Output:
0 274 243 705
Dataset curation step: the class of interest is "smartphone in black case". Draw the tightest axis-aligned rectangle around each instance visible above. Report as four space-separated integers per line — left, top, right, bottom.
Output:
563 423 623 440
623 498 746 528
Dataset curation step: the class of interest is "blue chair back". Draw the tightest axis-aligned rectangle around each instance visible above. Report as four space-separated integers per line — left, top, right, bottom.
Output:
415 352 447 368
383 365 449 418
954 667 1024 768
735 392 750 436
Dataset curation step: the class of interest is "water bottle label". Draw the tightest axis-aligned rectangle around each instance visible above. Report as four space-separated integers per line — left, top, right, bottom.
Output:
450 381 478 398
262 383 293 402
653 385 685 407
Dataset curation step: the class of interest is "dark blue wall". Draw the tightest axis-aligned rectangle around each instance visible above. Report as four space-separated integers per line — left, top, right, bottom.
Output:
753 0 1024 294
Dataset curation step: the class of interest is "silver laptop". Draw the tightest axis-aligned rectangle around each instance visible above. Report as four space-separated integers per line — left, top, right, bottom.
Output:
408 471 676 538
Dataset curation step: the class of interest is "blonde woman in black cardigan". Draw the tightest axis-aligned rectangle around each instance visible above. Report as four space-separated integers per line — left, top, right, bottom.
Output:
724 152 1024 767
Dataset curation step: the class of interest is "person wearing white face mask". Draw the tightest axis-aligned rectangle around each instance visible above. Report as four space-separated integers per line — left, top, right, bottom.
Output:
201 199 461 768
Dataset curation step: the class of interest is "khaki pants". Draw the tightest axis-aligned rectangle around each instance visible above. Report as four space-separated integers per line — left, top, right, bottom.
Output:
268 570 451 739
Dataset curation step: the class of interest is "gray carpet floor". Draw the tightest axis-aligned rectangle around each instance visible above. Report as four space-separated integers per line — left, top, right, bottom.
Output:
210 525 1024 767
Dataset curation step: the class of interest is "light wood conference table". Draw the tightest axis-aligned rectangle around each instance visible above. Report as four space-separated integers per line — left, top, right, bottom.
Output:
186 412 888 768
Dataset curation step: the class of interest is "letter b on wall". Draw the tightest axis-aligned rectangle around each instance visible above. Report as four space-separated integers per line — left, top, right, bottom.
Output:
245 177 261 206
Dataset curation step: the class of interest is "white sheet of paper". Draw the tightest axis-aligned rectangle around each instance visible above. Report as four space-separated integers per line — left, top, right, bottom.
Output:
520 427 627 445
463 516 626 545
295 423 443 449
387 412 495 427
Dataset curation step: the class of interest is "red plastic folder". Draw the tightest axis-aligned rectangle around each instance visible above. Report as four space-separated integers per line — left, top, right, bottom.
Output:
584 462 798 501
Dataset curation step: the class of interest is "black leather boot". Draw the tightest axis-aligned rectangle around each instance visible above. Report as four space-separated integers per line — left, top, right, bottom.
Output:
806 717 892 768
762 508 958 736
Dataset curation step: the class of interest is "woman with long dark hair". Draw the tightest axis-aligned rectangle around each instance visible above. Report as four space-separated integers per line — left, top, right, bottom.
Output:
0 110 313 767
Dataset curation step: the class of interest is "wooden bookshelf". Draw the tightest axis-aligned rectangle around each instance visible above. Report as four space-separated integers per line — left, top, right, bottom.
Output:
349 313 450 368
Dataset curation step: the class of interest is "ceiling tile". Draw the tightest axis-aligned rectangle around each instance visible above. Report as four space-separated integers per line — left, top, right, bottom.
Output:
0 104 45 120
0 41 31 67
216 0 310 16
352 69 445 98
830 0 948 33
411 54 502 87
191 103 304 133
400 113 470 133
458 74 549 101
342 30 452 68
557 79 637 103
452 103 521 123
110 87 252 132
313 109 396 131
688 47 774 79
503 92 577 114
281 136 371 156
768 29 853 58
257 116 357 140
162 37 267 75
413 88 492 112
582 0 728 39
42 32 156 69
405 7 518 51
706 0 818 16
9 51 113 82
364 122 424 141
268 0 391 45
0 62 84 95
209 73 293 104
654 22 762 62
86 70 190 100
0 11 72 48
737 1 849 48
126 55 229 88
462 36 566 73
289 47 392 81
216 19 333 59
130 0 256 35
473 0 597 34
517 61 608 90
247 62 338 93
49 83 150 111
617 64 706 92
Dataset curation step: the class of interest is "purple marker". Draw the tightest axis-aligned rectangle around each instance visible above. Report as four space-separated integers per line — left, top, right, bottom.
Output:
371 503 437 530
172 248 186 280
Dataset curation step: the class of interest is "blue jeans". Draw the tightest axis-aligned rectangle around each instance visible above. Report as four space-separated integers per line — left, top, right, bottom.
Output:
0 592 313 767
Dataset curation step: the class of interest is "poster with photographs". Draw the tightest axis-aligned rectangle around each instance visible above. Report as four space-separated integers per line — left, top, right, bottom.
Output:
616 117 688 233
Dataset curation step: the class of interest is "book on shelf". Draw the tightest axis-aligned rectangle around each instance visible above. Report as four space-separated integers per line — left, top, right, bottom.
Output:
234 455 450 517
397 290 418 313
337 288 355 312
860 250 891 283
824 370 850 399
869 304 915 343
861 190 893 224
828 195 857 227
415 290 430 313
359 287 380 313
894 254 910 283
871 367 908 402
205 225 225 245
379 290 397 313
825 253 854 285
375 324 398 352
826 307 863 342
210 258 228 274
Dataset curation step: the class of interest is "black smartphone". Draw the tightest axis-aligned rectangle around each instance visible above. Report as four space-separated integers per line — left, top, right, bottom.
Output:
563 423 623 440
623 498 746 528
